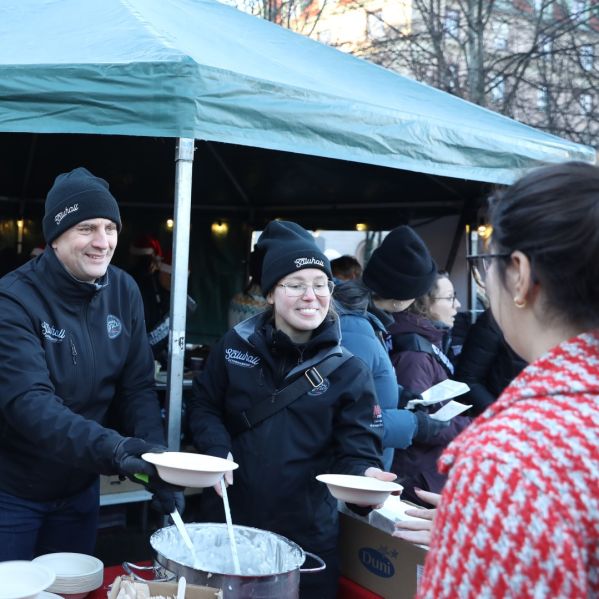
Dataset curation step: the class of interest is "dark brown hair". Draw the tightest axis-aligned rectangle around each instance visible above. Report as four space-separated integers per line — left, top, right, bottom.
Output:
407 272 449 320
489 161 599 328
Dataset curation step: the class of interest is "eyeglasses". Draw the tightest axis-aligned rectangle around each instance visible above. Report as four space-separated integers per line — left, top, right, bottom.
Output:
467 253 510 288
278 280 335 297
431 293 458 306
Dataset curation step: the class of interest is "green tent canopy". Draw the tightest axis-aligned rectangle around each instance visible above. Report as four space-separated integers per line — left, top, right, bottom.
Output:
0 0 594 184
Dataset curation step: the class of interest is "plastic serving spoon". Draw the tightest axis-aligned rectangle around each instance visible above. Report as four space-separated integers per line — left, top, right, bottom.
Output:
170 508 199 567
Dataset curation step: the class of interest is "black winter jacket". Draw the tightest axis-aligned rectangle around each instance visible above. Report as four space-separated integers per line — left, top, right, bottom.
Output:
455 310 527 416
187 312 383 552
0 248 165 501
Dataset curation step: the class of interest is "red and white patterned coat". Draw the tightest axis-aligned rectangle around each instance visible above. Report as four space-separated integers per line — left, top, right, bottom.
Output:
418 331 599 598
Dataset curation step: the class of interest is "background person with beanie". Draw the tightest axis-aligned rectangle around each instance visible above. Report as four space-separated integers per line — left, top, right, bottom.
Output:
334 226 448 472
0 167 183 560
187 220 394 599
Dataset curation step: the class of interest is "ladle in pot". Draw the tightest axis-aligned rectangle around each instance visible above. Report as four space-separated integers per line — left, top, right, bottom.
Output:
170 507 199 567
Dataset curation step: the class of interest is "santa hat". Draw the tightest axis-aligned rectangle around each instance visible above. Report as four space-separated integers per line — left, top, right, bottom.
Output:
130 234 163 258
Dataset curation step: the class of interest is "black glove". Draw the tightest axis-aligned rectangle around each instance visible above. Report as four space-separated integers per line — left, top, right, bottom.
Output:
413 411 449 444
149 479 186 515
113 437 166 482
399 387 422 408
113 438 186 514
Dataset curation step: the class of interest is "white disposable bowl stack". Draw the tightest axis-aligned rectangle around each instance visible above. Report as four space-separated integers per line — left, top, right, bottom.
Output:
32 553 103 598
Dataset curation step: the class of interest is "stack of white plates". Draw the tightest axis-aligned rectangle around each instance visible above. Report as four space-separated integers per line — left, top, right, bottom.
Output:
0 560 55 599
32 553 103 599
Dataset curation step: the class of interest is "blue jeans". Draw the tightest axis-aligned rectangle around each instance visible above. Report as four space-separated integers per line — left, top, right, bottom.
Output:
0 479 100 561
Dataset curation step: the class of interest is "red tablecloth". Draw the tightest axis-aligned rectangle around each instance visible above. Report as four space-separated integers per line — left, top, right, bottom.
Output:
89 564 381 599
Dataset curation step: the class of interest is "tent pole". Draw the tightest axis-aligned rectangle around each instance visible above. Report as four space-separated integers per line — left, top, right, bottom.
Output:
165 138 195 450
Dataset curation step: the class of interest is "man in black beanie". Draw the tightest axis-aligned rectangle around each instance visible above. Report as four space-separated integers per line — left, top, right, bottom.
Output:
0 167 183 561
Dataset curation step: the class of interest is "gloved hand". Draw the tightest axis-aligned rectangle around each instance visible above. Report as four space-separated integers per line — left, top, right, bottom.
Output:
113 437 186 514
113 437 166 482
149 479 186 515
413 411 449 444
399 387 423 408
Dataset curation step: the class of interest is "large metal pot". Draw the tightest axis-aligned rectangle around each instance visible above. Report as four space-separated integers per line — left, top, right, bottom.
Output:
126 522 325 598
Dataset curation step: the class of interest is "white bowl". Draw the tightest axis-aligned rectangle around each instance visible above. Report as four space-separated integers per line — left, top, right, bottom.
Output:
142 451 239 487
316 474 402 507
0 561 55 599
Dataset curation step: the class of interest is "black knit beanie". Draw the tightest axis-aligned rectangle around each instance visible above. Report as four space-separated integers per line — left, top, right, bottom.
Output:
256 220 332 294
363 226 437 300
43 167 122 244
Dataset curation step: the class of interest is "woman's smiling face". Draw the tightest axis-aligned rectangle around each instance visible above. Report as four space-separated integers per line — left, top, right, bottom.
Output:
268 268 331 343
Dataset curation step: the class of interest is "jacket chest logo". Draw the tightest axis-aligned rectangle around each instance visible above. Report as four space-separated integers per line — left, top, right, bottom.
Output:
107 314 122 339
225 348 260 368
41 321 66 343
307 378 330 396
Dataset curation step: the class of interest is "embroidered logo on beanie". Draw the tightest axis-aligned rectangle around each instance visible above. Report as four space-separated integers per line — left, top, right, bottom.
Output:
54 204 79 225
294 257 325 269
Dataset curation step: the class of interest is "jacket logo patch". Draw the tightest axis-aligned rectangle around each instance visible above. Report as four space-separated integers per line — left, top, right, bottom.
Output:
107 314 122 339
371 403 383 428
308 378 330 396
294 256 324 269
54 203 79 225
225 348 260 368
41 321 65 343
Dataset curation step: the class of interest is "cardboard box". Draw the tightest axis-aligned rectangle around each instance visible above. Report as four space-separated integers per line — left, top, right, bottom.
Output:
109 575 222 598
338 498 428 599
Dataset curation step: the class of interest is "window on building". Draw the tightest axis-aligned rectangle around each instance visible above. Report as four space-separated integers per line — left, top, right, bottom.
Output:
491 79 505 102
579 93 593 113
494 23 509 50
367 10 385 39
537 87 549 110
541 38 552 61
570 0 588 20
445 9 460 36
580 45 594 71
447 64 458 91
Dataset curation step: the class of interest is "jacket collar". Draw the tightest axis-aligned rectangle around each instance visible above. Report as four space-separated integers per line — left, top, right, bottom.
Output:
37 247 109 301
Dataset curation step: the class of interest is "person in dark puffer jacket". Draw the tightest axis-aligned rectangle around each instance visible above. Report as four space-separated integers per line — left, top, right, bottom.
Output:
455 308 527 416
187 220 394 599
0 167 182 561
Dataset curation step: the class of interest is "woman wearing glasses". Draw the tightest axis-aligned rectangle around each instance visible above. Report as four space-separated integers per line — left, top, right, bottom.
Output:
387 272 472 505
187 220 393 599
397 161 599 598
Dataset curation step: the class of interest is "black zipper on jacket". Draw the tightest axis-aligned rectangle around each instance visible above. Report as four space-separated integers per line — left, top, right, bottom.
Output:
69 335 78 365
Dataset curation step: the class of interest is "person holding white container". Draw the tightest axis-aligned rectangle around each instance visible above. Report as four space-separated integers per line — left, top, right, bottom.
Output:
0 167 182 561
187 220 394 599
